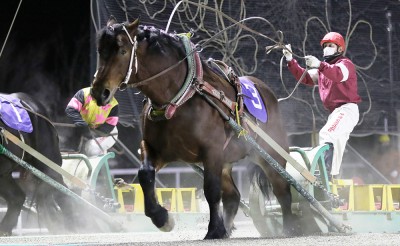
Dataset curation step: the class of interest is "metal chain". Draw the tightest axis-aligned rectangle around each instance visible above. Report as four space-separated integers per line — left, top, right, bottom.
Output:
313 178 344 208
84 187 121 211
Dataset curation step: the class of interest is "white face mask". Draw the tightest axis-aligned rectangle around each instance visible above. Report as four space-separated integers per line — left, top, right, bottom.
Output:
323 46 337 57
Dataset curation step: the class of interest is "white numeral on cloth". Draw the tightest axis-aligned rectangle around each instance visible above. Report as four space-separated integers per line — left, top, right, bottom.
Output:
243 83 262 109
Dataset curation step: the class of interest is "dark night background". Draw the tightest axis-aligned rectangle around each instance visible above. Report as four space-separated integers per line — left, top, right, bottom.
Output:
1 0 400 185
0 0 91 119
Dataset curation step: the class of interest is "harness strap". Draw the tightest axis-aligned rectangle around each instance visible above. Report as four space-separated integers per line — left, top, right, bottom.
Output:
168 34 196 105
148 34 198 121
164 87 196 119
146 35 241 122
204 59 244 117
195 81 236 113
164 39 198 119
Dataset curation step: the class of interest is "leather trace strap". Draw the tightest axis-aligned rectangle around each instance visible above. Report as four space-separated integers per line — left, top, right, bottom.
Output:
242 116 318 184
199 59 244 116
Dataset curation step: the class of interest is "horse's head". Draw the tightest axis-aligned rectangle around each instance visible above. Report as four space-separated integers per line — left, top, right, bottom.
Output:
91 16 186 106
91 16 139 105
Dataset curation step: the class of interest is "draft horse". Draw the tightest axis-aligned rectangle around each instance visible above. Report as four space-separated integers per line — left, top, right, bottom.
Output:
91 16 300 239
0 92 78 235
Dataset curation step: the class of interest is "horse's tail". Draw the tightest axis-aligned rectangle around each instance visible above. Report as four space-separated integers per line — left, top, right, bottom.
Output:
247 163 272 200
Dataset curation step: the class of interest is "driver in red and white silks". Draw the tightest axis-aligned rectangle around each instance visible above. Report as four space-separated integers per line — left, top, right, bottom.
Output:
65 87 119 157
283 32 361 177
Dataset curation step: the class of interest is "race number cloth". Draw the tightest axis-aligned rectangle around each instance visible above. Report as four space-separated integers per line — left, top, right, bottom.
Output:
0 95 33 133
240 77 268 123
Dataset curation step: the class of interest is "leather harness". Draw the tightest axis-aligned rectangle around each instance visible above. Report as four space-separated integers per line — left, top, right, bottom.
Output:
145 34 244 123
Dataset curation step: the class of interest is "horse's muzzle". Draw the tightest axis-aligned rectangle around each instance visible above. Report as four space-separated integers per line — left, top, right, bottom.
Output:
101 89 111 104
91 87 110 106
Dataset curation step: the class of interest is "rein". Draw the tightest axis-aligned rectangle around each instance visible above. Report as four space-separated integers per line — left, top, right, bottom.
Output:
112 11 309 120
122 35 202 89
117 15 295 90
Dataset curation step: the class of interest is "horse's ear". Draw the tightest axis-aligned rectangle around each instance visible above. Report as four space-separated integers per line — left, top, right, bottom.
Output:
107 15 118 27
127 18 140 34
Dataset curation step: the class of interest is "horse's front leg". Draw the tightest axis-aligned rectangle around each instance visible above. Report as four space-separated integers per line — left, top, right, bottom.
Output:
203 157 228 239
138 140 174 232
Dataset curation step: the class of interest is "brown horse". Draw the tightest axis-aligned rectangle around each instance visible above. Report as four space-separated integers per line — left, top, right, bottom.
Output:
91 16 300 239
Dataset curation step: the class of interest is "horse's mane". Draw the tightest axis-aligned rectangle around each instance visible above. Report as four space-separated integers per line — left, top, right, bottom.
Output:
135 25 229 87
97 22 230 89
138 25 186 57
96 24 122 59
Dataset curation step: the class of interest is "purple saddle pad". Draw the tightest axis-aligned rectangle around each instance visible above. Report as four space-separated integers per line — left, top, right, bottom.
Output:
239 77 268 123
0 95 33 133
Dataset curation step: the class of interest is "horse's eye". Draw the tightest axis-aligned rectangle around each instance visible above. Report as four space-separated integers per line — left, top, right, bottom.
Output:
120 50 127 55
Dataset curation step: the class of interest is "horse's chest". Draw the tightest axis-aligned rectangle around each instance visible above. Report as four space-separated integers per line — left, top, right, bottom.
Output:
145 126 200 161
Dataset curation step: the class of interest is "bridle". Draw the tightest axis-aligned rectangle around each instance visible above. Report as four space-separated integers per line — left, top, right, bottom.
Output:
112 16 281 91
117 30 200 91
118 24 138 91
117 24 193 91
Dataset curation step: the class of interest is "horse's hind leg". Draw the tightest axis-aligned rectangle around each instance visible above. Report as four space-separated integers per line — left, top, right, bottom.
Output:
0 175 25 236
138 141 174 232
52 184 81 233
268 165 301 236
35 182 68 234
221 165 240 236
203 157 227 239
253 155 301 236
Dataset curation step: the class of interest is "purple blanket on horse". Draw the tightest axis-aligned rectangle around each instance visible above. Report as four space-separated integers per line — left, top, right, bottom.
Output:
0 95 33 133
240 77 268 123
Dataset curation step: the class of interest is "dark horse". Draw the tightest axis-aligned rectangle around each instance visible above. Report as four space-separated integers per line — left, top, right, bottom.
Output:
91 16 300 239
0 92 79 235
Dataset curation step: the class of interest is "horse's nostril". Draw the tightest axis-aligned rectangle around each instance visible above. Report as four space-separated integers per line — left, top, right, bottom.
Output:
102 89 111 101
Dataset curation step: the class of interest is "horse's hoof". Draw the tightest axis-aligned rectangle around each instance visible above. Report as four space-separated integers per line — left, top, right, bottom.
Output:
282 222 303 237
283 214 303 237
204 228 229 239
159 214 175 232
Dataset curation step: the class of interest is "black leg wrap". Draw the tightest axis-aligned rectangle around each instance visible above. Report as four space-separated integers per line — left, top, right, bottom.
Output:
138 165 170 229
138 165 155 189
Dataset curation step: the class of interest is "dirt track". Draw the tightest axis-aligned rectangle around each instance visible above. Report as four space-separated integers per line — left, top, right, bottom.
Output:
1 232 400 245
1 220 399 245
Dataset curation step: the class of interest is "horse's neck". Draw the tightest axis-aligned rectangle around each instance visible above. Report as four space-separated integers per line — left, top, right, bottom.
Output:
135 66 186 108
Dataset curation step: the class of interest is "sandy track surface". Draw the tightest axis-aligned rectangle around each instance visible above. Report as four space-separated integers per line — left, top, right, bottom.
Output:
1 220 399 245
1 232 400 246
